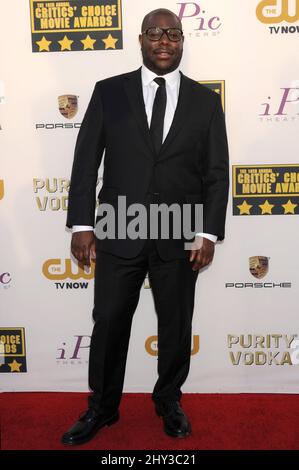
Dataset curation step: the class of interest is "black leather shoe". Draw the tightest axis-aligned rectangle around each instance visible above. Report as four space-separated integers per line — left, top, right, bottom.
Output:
61 408 119 446
155 401 191 438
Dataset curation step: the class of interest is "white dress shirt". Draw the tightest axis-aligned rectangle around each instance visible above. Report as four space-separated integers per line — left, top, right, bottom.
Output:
73 64 217 243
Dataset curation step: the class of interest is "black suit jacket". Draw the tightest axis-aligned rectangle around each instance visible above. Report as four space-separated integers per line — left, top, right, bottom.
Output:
66 67 229 260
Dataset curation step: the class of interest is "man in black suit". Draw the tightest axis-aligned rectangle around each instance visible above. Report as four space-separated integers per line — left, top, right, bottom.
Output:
62 8 229 445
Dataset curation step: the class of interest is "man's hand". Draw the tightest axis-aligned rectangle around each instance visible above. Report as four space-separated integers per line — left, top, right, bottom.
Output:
189 237 215 271
71 231 96 267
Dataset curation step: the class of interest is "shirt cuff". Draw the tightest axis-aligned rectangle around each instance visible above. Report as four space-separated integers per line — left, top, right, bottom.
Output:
72 225 94 233
195 232 218 243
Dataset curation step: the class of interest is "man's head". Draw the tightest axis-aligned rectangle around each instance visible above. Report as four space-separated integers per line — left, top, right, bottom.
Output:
139 9 184 76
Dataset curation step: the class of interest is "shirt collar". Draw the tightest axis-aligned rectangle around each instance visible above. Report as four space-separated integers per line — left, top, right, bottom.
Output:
141 64 180 89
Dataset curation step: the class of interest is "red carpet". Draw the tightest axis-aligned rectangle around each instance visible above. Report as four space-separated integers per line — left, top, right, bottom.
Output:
1 393 299 450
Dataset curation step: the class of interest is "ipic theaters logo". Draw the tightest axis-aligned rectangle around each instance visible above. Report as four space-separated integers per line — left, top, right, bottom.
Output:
35 94 81 130
256 0 299 34
232 165 299 216
42 258 94 289
145 335 200 357
200 80 225 111
0 328 27 373
259 85 299 122
29 0 123 52
228 334 298 366
177 1 222 37
34 178 69 211
225 255 292 289
57 335 90 365
0 271 12 290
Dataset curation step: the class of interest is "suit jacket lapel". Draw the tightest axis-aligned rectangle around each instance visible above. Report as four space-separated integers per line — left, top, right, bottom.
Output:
158 71 194 160
123 67 155 158
123 68 194 161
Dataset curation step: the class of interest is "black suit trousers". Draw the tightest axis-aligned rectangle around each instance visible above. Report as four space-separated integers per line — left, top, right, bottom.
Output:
88 236 199 415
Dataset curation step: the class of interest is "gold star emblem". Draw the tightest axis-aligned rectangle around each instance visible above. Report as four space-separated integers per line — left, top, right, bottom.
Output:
8 359 22 372
58 35 73 51
81 35 96 50
259 200 274 215
102 34 118 49
282 199 297 214
237 200 252 215
36 36 52 52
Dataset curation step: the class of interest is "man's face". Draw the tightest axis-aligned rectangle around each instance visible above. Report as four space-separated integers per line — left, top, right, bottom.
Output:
139 13 184 75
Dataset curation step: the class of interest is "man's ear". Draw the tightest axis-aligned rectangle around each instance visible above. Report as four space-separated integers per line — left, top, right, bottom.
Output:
138 34 142 47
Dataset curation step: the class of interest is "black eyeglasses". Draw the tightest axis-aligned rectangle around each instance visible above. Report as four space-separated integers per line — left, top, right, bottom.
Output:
142 27 183 42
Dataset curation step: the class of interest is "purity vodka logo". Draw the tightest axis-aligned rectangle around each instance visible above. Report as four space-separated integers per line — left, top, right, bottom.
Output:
228 334 299 366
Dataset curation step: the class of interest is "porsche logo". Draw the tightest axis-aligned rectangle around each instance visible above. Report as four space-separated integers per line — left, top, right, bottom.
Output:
249 256 269 279
58 95 78 119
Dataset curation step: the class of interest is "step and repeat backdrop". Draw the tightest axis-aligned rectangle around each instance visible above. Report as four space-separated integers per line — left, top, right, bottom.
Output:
1 0 299 393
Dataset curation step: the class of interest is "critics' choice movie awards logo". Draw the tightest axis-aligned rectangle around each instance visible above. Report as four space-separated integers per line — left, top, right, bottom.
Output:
228 334 299 366
256 0 299 33
34 178 70 211
259 85 299 122
177 1 222 37
200 80 225 111
56 335 200 365
226 256 292 289
232 165 299 216
42 258 95 289
29 0 123 52
36 94 81 130
0 328 27 373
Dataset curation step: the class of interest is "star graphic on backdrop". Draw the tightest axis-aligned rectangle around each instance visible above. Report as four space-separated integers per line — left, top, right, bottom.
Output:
259 200 274 215
8 360 22 372
36 36 52 52
81 35 96 50
282 199 297 214
58 35 73 51
237 200 253 215
102 34 118 49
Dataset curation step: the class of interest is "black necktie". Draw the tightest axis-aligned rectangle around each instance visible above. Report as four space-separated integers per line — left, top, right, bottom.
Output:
150 77 167 155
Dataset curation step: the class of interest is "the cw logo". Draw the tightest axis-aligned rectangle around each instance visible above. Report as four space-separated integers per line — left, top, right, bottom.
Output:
145 335 200 356
42 259 94 280
257 0 299 24
0 180 4 200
